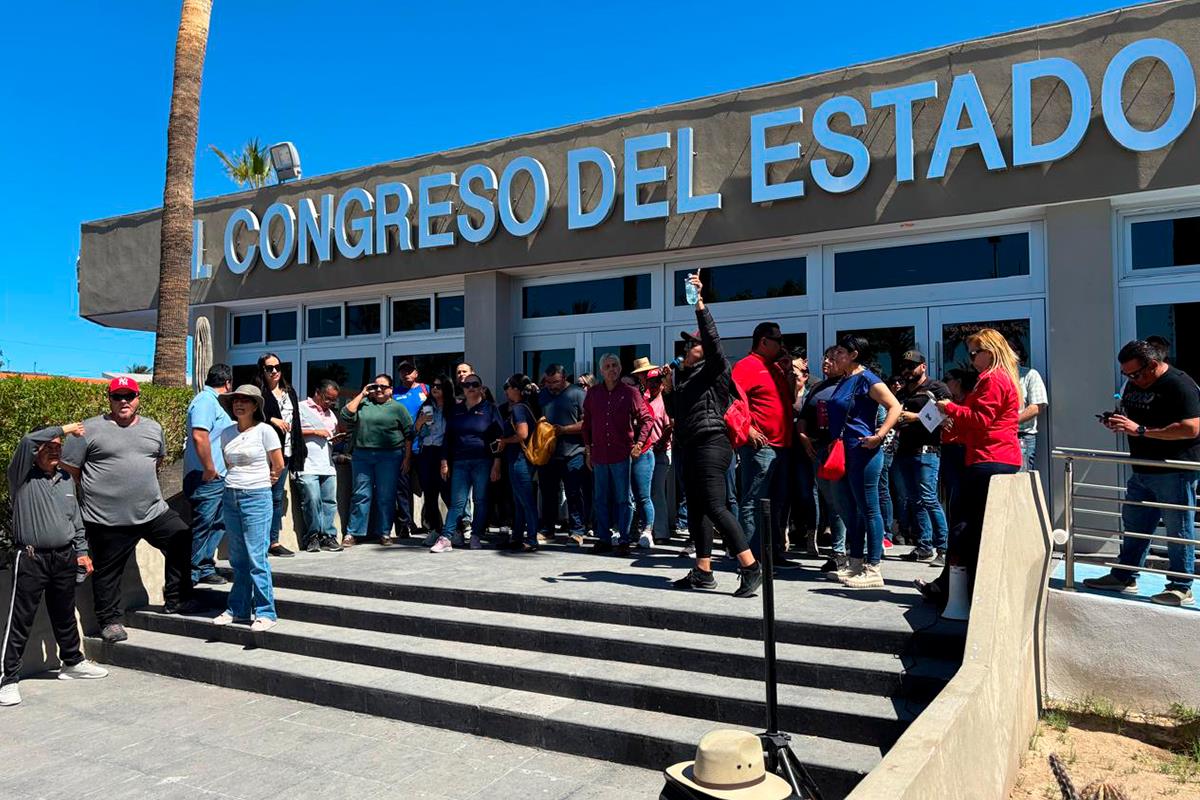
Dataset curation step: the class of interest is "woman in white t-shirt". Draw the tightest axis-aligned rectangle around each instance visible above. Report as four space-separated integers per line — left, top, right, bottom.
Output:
216 384 284 632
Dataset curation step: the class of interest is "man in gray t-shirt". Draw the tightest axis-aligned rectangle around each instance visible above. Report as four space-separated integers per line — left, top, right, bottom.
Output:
60 378 198 643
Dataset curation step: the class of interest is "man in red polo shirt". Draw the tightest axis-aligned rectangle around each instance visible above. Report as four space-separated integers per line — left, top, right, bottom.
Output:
732 323 800 569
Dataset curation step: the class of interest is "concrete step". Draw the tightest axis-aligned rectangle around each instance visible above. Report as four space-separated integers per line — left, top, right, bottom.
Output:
129 608 919 748
192 584 956 701
233 561 965 660
86 627 880 799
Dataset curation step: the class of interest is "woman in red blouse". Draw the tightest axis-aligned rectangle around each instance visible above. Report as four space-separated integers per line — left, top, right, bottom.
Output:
917 328 1022 604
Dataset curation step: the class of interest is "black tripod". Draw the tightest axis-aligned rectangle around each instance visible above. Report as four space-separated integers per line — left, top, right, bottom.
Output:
757 499 825 800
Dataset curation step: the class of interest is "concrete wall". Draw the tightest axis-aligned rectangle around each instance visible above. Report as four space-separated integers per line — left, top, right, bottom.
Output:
464 271 515 389
1046 589 1200 714
848 473 1053 800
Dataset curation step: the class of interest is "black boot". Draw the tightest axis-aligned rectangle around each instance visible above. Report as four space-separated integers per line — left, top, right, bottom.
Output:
733 562 763 598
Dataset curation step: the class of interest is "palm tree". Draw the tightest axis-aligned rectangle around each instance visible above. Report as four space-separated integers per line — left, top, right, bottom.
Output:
210 138 274 188
152 0 212 387
126 363 152 374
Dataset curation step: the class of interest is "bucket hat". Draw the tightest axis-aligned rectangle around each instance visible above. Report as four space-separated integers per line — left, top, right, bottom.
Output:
664 730 791 800
218 384 266 422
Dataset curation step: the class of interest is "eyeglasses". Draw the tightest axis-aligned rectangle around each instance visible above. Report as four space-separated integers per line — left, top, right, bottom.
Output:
463 381 483 389
1121 363 1152 380
264 365 281 373
109 393 137 402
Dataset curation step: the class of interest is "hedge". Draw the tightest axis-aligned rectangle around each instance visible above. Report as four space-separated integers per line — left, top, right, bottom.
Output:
0 377 193 558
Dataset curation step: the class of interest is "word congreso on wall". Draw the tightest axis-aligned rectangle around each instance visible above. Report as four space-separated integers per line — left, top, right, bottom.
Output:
223 38 1196 275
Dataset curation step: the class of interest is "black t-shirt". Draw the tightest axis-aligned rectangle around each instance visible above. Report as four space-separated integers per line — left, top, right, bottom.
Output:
895 379 952 455
799 378 839 449
1121 366 1200 471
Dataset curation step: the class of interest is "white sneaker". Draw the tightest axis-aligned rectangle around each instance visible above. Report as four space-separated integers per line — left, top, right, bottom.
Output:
430 536 453 553
213 612 235 626
250 618 277 633
0 683 20 706
638 530 654 549
845 563 884 589
58 660 108 680
836 558 864 584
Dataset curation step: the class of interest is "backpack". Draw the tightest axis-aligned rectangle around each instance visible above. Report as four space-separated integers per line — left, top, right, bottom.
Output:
724 382 753 449
522 416 558 466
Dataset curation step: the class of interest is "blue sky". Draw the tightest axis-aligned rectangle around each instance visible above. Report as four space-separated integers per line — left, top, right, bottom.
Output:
0 0 1147 377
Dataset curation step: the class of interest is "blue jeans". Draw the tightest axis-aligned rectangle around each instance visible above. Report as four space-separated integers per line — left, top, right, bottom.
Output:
878 451 894 535
296 473 337 543
738 445 789 560
631 450 655 533
443 458 491 540
222 487 276 621
675 462 689 531
651 450 672 539
509 455 539 546
840 444 885 565
786 450 818 535
539 453 589 535
1112 471 1197 589
349 448 401 537
185 471 225 582
1019 435 1037 473
816 445 848 556
269 467 288 544
593 459 634 544
896 452 949 552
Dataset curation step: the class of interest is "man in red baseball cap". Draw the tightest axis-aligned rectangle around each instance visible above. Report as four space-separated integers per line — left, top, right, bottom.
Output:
61 377 200 643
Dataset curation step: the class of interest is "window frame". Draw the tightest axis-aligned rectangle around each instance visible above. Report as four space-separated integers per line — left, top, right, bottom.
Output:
511 266 663 334
265 308 298 344
230 311 265 348
344 299 384 339
665 246 820 324
305 303 346 342
1119 206 1200 281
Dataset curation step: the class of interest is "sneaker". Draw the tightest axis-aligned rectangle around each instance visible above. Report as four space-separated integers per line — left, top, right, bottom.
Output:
882 537 894 550
591 540 614 555
1151 584 1194 607
538 532 555 545
774 557 802 571
430 536 453 553
58 660 108 680
818 556 841 573
0 684 20 706
422 530 439 547
1081 574 1139 594
914 578 944 604
378 535 394 548
305 538 321 553
470 535 483 550
268 543 295 558
197 574 227 585
681 541 696 557
212 612 235 626
99 624 127 644
931 550 946 568
342 535 358 548
835 558 864 583
845 563 884 589
569 533 585 547
451 533 466 548
902 548 936 563
163 598 205 615
320 536 344 552
250 618 277 633
638 531 654 549
733 563 764 598
673 567 717 590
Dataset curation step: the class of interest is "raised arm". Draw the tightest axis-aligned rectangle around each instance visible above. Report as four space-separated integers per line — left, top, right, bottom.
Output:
8 425 66 495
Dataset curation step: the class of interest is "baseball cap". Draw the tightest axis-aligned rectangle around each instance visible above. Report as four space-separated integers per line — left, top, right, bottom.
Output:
646 368 663 380
396 361 417 375
680 329 701 344
900 350 926 366
108 377 140 395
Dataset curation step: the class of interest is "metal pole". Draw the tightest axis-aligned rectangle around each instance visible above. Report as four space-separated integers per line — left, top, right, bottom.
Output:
758 498 779 734
1063 458 1075 591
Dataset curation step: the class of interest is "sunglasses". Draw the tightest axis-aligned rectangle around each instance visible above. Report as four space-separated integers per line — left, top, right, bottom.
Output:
766 335 785 344
264 365 281 373
463 381 483 389
110 393 138 402
968 349 984 358
368 384 390 391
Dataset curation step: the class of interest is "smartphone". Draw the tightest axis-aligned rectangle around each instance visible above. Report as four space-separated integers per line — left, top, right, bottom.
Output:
423 406 434 418
1095 411 1114 421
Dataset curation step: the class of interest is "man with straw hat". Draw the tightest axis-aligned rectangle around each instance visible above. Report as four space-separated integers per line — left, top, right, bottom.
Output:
662 730 792 799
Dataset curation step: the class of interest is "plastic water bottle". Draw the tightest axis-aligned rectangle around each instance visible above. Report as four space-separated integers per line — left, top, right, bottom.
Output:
684 273 699 305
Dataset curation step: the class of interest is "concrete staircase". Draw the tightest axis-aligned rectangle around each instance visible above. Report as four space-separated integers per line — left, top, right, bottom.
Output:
86 550 962 799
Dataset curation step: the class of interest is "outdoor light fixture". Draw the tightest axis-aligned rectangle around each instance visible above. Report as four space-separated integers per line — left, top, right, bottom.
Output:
269 141 302 182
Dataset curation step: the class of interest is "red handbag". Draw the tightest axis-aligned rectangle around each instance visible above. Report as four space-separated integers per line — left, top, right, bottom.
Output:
817 439 846 481
724 384 753 449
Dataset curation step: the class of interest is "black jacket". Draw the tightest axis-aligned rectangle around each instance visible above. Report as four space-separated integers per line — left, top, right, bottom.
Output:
668 305 732 446
262 385 305 472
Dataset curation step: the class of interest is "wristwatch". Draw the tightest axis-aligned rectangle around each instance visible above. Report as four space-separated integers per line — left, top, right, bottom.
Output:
1136 425 1147 437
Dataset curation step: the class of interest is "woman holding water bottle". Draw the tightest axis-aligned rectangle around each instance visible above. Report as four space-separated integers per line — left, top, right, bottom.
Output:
666 270 763 599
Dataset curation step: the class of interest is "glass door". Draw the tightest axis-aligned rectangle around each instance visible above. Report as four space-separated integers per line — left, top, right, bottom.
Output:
588 329 659 378
823 309 929 380
515 332 578 380
929 300 1046 378
385 339 465 386
1120 280 1200 381
302 344 382 402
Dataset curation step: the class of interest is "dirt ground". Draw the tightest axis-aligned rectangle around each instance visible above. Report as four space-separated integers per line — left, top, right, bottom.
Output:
1011 708 1200 800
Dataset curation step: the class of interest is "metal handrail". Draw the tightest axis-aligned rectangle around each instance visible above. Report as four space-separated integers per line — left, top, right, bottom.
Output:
1051 448 1200 593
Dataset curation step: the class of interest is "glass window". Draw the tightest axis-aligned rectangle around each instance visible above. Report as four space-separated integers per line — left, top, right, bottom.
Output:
522 275 651 319
392 298 432 333
834 233 1030 292
391 352 464 385
674 332 808 362
833 325 916 380
266 310 296 342
306 357 376 401
592 343 652 378
673 258 806 306
436 294 465 329
232 314 263 346
307 306 342 339
524 348 575 380
232 361 292 388
1131 215 1200 270
1136 302 1200 382
941 319 1032 375
346 302 381 336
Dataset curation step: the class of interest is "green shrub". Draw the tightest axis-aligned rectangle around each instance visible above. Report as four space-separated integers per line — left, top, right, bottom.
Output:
0 377 193 557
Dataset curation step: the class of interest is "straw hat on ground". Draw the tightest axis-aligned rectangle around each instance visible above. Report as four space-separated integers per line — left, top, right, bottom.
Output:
664 730 791 800
218 384 266 423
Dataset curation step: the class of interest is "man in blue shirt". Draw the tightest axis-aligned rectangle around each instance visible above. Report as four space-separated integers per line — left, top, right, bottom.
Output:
184 364 233 584
393 361 429 538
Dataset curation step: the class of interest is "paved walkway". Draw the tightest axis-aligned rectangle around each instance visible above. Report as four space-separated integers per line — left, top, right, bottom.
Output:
0 667 661 800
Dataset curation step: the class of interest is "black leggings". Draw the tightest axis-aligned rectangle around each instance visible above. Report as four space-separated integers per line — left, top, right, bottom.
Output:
679 433 750 560
935 461 1020 592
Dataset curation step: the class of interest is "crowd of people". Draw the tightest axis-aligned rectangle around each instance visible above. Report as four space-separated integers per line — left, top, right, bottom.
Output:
13 278 1196 706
